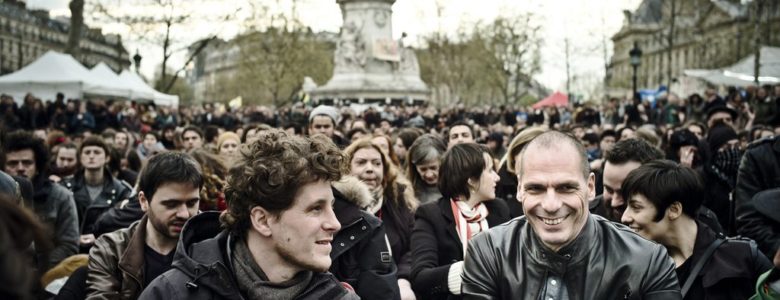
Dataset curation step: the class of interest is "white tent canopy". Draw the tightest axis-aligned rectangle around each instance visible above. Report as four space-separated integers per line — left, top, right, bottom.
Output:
118 70 179 108
0 50 180 107
90 63 155 100
0 50 103 102
684 47 780 86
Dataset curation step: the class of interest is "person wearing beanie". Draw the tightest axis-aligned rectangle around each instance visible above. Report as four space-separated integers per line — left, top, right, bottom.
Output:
700 123 742 233
217 131 241 156
308 105 348 147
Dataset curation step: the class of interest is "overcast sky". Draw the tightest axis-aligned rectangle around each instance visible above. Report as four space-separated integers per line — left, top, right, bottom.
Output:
26 0 642 96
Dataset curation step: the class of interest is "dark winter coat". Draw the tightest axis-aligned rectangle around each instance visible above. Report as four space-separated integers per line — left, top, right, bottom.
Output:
411 197 509 300
331 176 400 300
676 221 771 300
736 136 780 257
61 170 134 235
138 212 358 300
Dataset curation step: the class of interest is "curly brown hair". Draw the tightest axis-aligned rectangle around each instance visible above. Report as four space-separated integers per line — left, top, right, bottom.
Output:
221 129 347 236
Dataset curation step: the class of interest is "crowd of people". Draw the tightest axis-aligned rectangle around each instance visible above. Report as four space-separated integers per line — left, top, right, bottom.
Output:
1 83 780 300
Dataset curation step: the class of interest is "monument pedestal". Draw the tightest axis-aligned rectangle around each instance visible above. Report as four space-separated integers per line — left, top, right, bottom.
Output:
312 0 429 106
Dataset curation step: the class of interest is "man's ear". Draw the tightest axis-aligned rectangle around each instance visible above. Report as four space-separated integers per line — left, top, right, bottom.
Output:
139 191 149 213
250 206 274 237
587 172 596 200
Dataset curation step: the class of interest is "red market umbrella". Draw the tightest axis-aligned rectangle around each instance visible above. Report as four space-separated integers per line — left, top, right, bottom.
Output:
532 91 569 109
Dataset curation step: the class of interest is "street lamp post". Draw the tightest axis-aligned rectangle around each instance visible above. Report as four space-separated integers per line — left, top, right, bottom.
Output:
133 50 142 74
629 41 643 98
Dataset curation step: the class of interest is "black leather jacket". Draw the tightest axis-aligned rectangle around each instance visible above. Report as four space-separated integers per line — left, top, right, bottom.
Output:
736 136 780 257
61 170 134 235
462 214 681 300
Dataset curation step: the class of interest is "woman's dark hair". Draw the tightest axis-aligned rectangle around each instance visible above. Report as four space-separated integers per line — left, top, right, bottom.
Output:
620 160 703 221
439 143 491 200
222 130 347 237
137 152 203 201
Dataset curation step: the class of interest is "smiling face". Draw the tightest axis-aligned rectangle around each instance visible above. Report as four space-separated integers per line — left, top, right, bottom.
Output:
350 147 385 192
517 143 594 252
268 180 341 272
602 161 641 221
620 193 669 243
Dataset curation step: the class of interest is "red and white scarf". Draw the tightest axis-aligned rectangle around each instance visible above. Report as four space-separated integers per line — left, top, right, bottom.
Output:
450 198 489 257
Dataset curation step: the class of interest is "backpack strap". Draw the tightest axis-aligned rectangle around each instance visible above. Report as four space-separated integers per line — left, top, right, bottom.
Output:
681 238 725 297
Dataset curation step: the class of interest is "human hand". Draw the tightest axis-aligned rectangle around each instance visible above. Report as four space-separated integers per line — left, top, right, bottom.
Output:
80 234 96 245
398 279 416 300
680 148 695 168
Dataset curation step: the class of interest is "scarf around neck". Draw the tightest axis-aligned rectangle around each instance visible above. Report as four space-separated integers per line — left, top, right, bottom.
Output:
232 238 313 300
450 198 489 257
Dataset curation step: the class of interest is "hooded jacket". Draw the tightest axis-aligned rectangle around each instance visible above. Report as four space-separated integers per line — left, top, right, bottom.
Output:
331 176 400 300
138 212 358 300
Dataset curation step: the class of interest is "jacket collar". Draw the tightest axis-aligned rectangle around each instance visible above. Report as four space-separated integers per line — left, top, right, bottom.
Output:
119 215 148 284
524 213 599 275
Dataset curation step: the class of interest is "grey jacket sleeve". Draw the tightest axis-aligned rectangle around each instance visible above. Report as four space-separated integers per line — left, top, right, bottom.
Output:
641 244 682 300
50 189 79 267
461 234 499 300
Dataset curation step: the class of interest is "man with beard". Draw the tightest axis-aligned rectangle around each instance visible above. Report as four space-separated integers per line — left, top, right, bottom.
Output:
87 152 202 299
2 131 78 271
595 138 664 221
461 131 681 299
50 143 79 183
140 130 358 300
61 136 133 250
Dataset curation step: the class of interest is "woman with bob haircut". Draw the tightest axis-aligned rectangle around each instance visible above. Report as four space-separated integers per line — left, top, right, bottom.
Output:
405 134 446 205
345 138 418 300
410 143 509 299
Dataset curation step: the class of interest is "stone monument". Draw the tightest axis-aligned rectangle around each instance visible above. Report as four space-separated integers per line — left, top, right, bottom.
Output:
311 0 429 106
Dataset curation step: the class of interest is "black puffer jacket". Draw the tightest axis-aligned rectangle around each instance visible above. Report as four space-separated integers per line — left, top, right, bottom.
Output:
331 176 400 300
462 214 682 299
138 212 358 300
736 136 780 257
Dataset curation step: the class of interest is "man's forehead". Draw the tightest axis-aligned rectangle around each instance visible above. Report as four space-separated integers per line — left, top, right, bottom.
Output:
7 150 34 159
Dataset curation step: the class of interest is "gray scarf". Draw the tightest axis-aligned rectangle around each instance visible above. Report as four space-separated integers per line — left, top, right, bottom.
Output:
232 239 313 300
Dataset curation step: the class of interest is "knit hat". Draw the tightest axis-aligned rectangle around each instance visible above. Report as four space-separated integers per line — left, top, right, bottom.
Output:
217 132 240 149
309 105 340 124
707 123 738 152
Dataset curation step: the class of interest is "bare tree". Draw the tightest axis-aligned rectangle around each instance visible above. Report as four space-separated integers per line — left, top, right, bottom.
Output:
88 0 236 92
